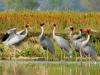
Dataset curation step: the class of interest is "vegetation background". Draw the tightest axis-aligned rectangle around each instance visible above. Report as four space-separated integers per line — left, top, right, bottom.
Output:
0 0 100 12
0 0 100 60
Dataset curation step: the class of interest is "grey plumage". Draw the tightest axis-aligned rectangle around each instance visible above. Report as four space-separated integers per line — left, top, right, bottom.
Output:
39 22 55 55
71 29 86 41
69 28 85 52
82 43 97 61
71 29 86 42
69 27 86 58
81 28 97 61
69 27 97 61
72 32 83 40
53 23 72 56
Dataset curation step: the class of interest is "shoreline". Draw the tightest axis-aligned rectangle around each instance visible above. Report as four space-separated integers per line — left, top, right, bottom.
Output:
0 56 100 61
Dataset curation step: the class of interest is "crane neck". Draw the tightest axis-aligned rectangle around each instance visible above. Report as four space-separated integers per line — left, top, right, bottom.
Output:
70 31 73 42
25 28 28 37
40 26 44 38
53 27 56 37
87 34 90 41
79 31 82 35
86 34 90 43
82 34 90 47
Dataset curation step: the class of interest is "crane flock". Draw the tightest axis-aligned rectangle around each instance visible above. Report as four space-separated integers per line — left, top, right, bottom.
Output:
1 22 97 65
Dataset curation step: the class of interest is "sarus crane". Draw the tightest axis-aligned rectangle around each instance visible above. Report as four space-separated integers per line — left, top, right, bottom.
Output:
81 28 97 66
39 22 55 63
52 23 72 62
2 24 31 59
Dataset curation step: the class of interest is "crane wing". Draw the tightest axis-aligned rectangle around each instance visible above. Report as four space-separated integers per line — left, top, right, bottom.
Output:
7 28 17 34
16 30 26 35
2 28 17 42
40 36 55 55
78 37 86 42
72 35 82 40
6 34 25 46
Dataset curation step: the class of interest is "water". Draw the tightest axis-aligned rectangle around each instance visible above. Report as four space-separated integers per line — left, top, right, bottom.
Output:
0 61 100 75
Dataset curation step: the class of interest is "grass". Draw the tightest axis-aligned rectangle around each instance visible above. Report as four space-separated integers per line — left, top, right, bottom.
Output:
0 11 100 60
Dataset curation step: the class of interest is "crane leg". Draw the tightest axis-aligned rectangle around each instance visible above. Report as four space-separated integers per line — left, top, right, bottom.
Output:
47 50 48 62
86 56 88 66
64 63 66 75
44 50 46 64
76 52 77 66
14 64 16 75
80 67 82 75
94 61 96 65
9 46 12 60
64 50 66 63
14 47 15 60
80 50 82 67
89 55 90 67
44 63 46 75
61 63 63 75
61 50 62 63
75 66 77 75
14 46 16 61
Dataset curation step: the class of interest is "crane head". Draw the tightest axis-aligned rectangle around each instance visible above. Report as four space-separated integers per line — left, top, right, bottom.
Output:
80 29 84 33
87 28 91 35
87 28 97 35
70 26 74 30
26 24 32 30
26 24 30 28
87 28 91 32
87 28 97 32
53 23 56 27
65 26 74 31
40 22 45 26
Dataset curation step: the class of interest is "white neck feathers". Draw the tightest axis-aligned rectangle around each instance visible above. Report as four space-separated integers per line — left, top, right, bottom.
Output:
40 27 44 39
82 35 90 47
70 31 73 42
53 27 56 37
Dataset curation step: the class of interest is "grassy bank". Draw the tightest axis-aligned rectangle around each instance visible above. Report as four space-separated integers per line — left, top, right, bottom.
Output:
0 11 100 60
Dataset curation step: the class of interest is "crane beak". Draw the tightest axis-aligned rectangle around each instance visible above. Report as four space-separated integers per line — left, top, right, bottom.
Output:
65 27 70 30
29 26 33 30
45 23 50 26
91 29 97 32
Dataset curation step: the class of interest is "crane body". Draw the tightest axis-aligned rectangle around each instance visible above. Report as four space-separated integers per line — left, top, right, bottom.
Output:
54 36 72 55
53 24 72 57
39 22 55 62
81 29 97 61
82 43 97 61
1 24 30 60
39 34 55 55
2 24 30 46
